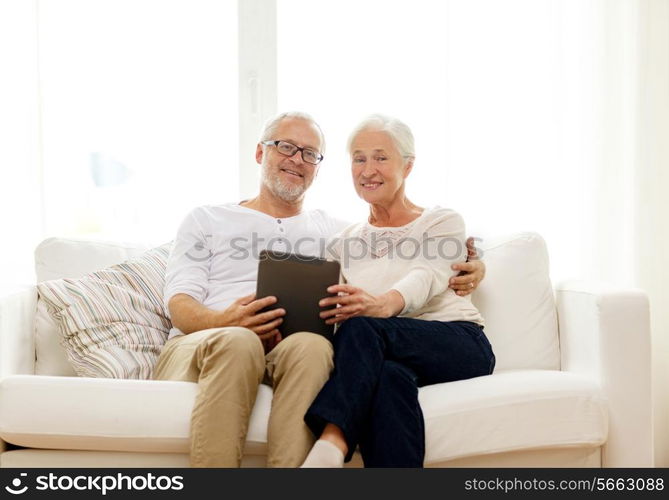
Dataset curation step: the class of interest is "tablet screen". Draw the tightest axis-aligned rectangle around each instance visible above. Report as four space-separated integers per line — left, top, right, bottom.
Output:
256 250 341 338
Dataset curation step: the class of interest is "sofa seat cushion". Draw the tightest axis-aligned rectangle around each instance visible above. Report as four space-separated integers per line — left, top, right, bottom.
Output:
0 371 607 462
0 376 273 456
420 370 607 462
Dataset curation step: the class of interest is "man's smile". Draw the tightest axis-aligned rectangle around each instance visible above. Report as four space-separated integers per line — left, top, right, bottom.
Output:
281 168 304 178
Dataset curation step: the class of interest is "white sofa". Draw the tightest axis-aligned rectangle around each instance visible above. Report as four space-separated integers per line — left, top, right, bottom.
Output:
0 233 654 467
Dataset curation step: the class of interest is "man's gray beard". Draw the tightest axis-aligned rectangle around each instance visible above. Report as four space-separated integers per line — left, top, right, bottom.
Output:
261 164 306 202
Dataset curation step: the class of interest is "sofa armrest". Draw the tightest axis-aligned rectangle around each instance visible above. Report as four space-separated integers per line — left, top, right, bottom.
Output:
555 280 653 467
0 285 37 377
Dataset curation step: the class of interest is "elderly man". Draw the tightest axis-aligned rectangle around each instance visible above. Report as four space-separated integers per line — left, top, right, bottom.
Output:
152 111 485 467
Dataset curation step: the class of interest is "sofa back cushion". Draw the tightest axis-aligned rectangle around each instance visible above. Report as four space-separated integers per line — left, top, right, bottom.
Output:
35 238 152 376
35 238 151 283
33 232 560 376
472 232 560 371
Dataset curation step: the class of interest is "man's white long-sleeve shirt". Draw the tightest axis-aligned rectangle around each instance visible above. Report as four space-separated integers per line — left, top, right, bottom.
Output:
164 203 348 338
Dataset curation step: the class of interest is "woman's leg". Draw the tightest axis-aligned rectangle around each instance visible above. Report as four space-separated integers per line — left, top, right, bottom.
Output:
304 316 391 461
304 316 495 465
359 360 424 467
300 423 348 467
362 318 494 467
382 319 496 387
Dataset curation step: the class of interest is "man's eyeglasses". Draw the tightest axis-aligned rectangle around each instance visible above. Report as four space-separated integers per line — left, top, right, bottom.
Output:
261 140 324 165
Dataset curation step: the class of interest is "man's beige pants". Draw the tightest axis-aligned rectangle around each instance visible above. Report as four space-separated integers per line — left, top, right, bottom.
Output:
152 327 333 467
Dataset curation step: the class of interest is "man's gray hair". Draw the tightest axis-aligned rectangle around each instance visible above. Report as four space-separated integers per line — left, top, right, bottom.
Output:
347 114 415 160
259 111 326 154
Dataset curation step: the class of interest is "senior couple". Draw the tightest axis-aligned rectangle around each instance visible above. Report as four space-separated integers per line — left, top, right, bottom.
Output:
152 112 495 468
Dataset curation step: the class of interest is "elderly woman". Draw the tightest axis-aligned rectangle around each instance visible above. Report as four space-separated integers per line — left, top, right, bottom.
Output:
301 115 496 468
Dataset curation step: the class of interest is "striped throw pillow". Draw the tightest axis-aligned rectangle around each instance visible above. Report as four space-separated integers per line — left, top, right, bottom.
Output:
37 243 172 379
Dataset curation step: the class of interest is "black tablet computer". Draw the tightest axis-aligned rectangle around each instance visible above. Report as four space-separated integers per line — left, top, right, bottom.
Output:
256 249 341 339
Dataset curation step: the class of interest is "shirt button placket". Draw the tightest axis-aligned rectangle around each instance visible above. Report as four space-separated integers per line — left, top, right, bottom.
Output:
277 219 285 244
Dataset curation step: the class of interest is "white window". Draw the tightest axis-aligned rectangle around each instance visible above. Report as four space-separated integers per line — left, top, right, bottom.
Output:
276 0 595 280
3 0 601 284
38 0 238 243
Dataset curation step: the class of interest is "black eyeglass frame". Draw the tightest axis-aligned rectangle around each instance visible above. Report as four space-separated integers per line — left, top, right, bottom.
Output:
261 140 324 165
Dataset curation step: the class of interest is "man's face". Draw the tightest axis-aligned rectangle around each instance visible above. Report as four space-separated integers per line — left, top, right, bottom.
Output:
256 118 323 202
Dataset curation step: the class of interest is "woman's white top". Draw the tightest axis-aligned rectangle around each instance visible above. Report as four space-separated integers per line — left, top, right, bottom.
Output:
328 206 484 326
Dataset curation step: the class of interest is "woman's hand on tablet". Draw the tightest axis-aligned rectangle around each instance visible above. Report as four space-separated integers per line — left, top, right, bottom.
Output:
318 285 405 324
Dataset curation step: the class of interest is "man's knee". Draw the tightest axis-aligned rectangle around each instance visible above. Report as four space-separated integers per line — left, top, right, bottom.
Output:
198 327 264 365
281 332 333 363
270 333 334 380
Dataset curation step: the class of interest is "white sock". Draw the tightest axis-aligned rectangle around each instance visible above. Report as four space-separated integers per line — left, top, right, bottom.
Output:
300 439 345 468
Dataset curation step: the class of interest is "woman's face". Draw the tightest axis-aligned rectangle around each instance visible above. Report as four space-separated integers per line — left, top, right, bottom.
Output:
350 129 412 205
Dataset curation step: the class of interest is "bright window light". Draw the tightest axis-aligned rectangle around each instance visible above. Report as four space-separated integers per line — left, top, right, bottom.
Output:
38 0 238 243
277 0 595 281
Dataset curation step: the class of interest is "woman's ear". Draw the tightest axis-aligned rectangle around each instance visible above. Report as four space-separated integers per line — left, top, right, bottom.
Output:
404 158 415 178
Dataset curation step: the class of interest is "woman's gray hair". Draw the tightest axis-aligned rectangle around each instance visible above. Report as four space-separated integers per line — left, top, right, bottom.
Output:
347 114 415 160
259 111 326 154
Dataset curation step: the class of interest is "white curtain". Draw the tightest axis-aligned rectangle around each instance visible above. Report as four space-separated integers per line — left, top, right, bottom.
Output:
592 0 669 467
560 0 669 467
0 0 42 285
